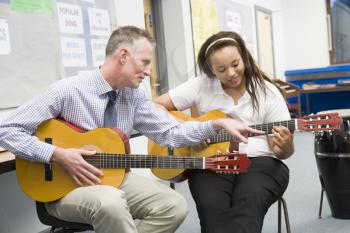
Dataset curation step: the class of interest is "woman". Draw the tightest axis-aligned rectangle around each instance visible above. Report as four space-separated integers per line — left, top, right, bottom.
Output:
154 31 294 233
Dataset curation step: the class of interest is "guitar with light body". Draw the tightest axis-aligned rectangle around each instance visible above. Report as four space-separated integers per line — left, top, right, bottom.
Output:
148 110 341 181
16 119 250 202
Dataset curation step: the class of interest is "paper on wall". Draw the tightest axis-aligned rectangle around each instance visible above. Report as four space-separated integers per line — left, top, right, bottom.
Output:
61 37 87 67
88 7 111 36
91 38 108 67
57 2 84 34
0 19 11 55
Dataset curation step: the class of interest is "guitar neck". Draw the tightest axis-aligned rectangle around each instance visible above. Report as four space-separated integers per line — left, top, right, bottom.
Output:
84 154 205 169
210 119 297 144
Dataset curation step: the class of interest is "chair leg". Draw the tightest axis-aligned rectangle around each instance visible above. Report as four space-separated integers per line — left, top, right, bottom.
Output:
278 199 281 233
278 197 292 233
281 197 291 233
318 188 325 219
318 175 326 219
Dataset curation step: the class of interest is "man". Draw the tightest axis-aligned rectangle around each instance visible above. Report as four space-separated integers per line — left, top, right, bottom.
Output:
0 26 262 233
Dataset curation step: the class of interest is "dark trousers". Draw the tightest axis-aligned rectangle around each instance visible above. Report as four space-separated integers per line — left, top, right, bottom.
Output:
188 156 289 233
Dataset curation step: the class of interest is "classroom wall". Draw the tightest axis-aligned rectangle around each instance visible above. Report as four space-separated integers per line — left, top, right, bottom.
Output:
252 0 285 79
160 0 330 84
0 1 333 232
160 0 287 83
114 0 145 28
161 0 196 89
228 0 329 77
281 0 329 70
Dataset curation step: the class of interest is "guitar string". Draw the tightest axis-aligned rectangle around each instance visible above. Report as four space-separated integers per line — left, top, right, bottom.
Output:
83 155 244 168
210 118 333 143
209 120 295 143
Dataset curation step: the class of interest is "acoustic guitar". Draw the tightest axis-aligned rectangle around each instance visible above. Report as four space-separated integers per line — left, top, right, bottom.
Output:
16 119 250 202
148 110 341 181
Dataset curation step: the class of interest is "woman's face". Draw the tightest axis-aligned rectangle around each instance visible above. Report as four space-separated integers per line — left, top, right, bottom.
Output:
209 45 245 90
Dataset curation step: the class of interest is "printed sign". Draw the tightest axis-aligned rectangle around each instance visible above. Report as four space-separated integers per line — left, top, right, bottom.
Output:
91 39 108 67
0 19 11 55
61 37 87 67
88 7 111 36
57 2 84 34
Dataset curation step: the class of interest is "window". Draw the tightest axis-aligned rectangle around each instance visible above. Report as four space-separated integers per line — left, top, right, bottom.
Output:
327 0 350 64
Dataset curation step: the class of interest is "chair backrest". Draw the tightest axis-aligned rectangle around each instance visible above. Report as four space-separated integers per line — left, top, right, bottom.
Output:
36 201 93 232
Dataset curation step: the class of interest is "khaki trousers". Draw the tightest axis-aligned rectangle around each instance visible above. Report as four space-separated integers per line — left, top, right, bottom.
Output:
45 172 188 233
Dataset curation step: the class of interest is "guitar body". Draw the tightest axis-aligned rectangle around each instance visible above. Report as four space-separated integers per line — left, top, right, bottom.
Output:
16 119 129 202
149 110 229 181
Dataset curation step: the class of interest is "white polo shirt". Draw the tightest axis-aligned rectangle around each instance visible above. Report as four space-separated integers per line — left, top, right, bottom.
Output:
169 76 291 158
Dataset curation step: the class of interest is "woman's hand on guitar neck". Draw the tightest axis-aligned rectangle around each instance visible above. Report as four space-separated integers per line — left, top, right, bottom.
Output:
51 147 103 186
268 126 294 160
212 118 264 143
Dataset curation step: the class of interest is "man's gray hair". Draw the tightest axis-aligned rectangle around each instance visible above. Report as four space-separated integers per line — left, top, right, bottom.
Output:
105 25 155 56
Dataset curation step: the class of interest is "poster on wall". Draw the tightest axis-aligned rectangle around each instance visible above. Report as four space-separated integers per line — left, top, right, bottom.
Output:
88 7 110 36
57 2 84 34
56 0 116 78
216 0 257 59
91 38 108 67
0 19 11 55
190 0 257 67
190 0 219 61
61 37 87 67
10 0 54 16
225 11 242 32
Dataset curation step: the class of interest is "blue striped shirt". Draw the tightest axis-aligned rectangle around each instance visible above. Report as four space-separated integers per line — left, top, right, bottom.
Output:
0 69 216 163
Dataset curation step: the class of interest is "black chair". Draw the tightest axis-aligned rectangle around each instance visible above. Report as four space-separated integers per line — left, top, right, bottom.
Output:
277 197 291 233
36 201 93 233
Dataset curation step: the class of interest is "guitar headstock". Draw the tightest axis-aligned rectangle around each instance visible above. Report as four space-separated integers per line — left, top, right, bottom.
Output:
205 152 251 174
298 112 342 131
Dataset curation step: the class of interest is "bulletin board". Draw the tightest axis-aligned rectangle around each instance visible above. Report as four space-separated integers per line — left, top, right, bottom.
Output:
190 0 256 68
0 0 116 109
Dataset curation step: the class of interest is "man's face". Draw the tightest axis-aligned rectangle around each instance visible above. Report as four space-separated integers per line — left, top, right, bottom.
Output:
123 38 153 88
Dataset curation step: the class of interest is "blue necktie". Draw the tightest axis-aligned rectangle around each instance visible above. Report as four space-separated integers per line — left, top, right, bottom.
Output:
104 91 118 127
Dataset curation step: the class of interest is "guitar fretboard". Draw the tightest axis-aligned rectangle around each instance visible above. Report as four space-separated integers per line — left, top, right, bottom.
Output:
84 154 204 169
209 119 296 144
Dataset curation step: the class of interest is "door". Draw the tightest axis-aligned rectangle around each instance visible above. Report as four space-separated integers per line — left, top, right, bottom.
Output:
255 7 275 78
